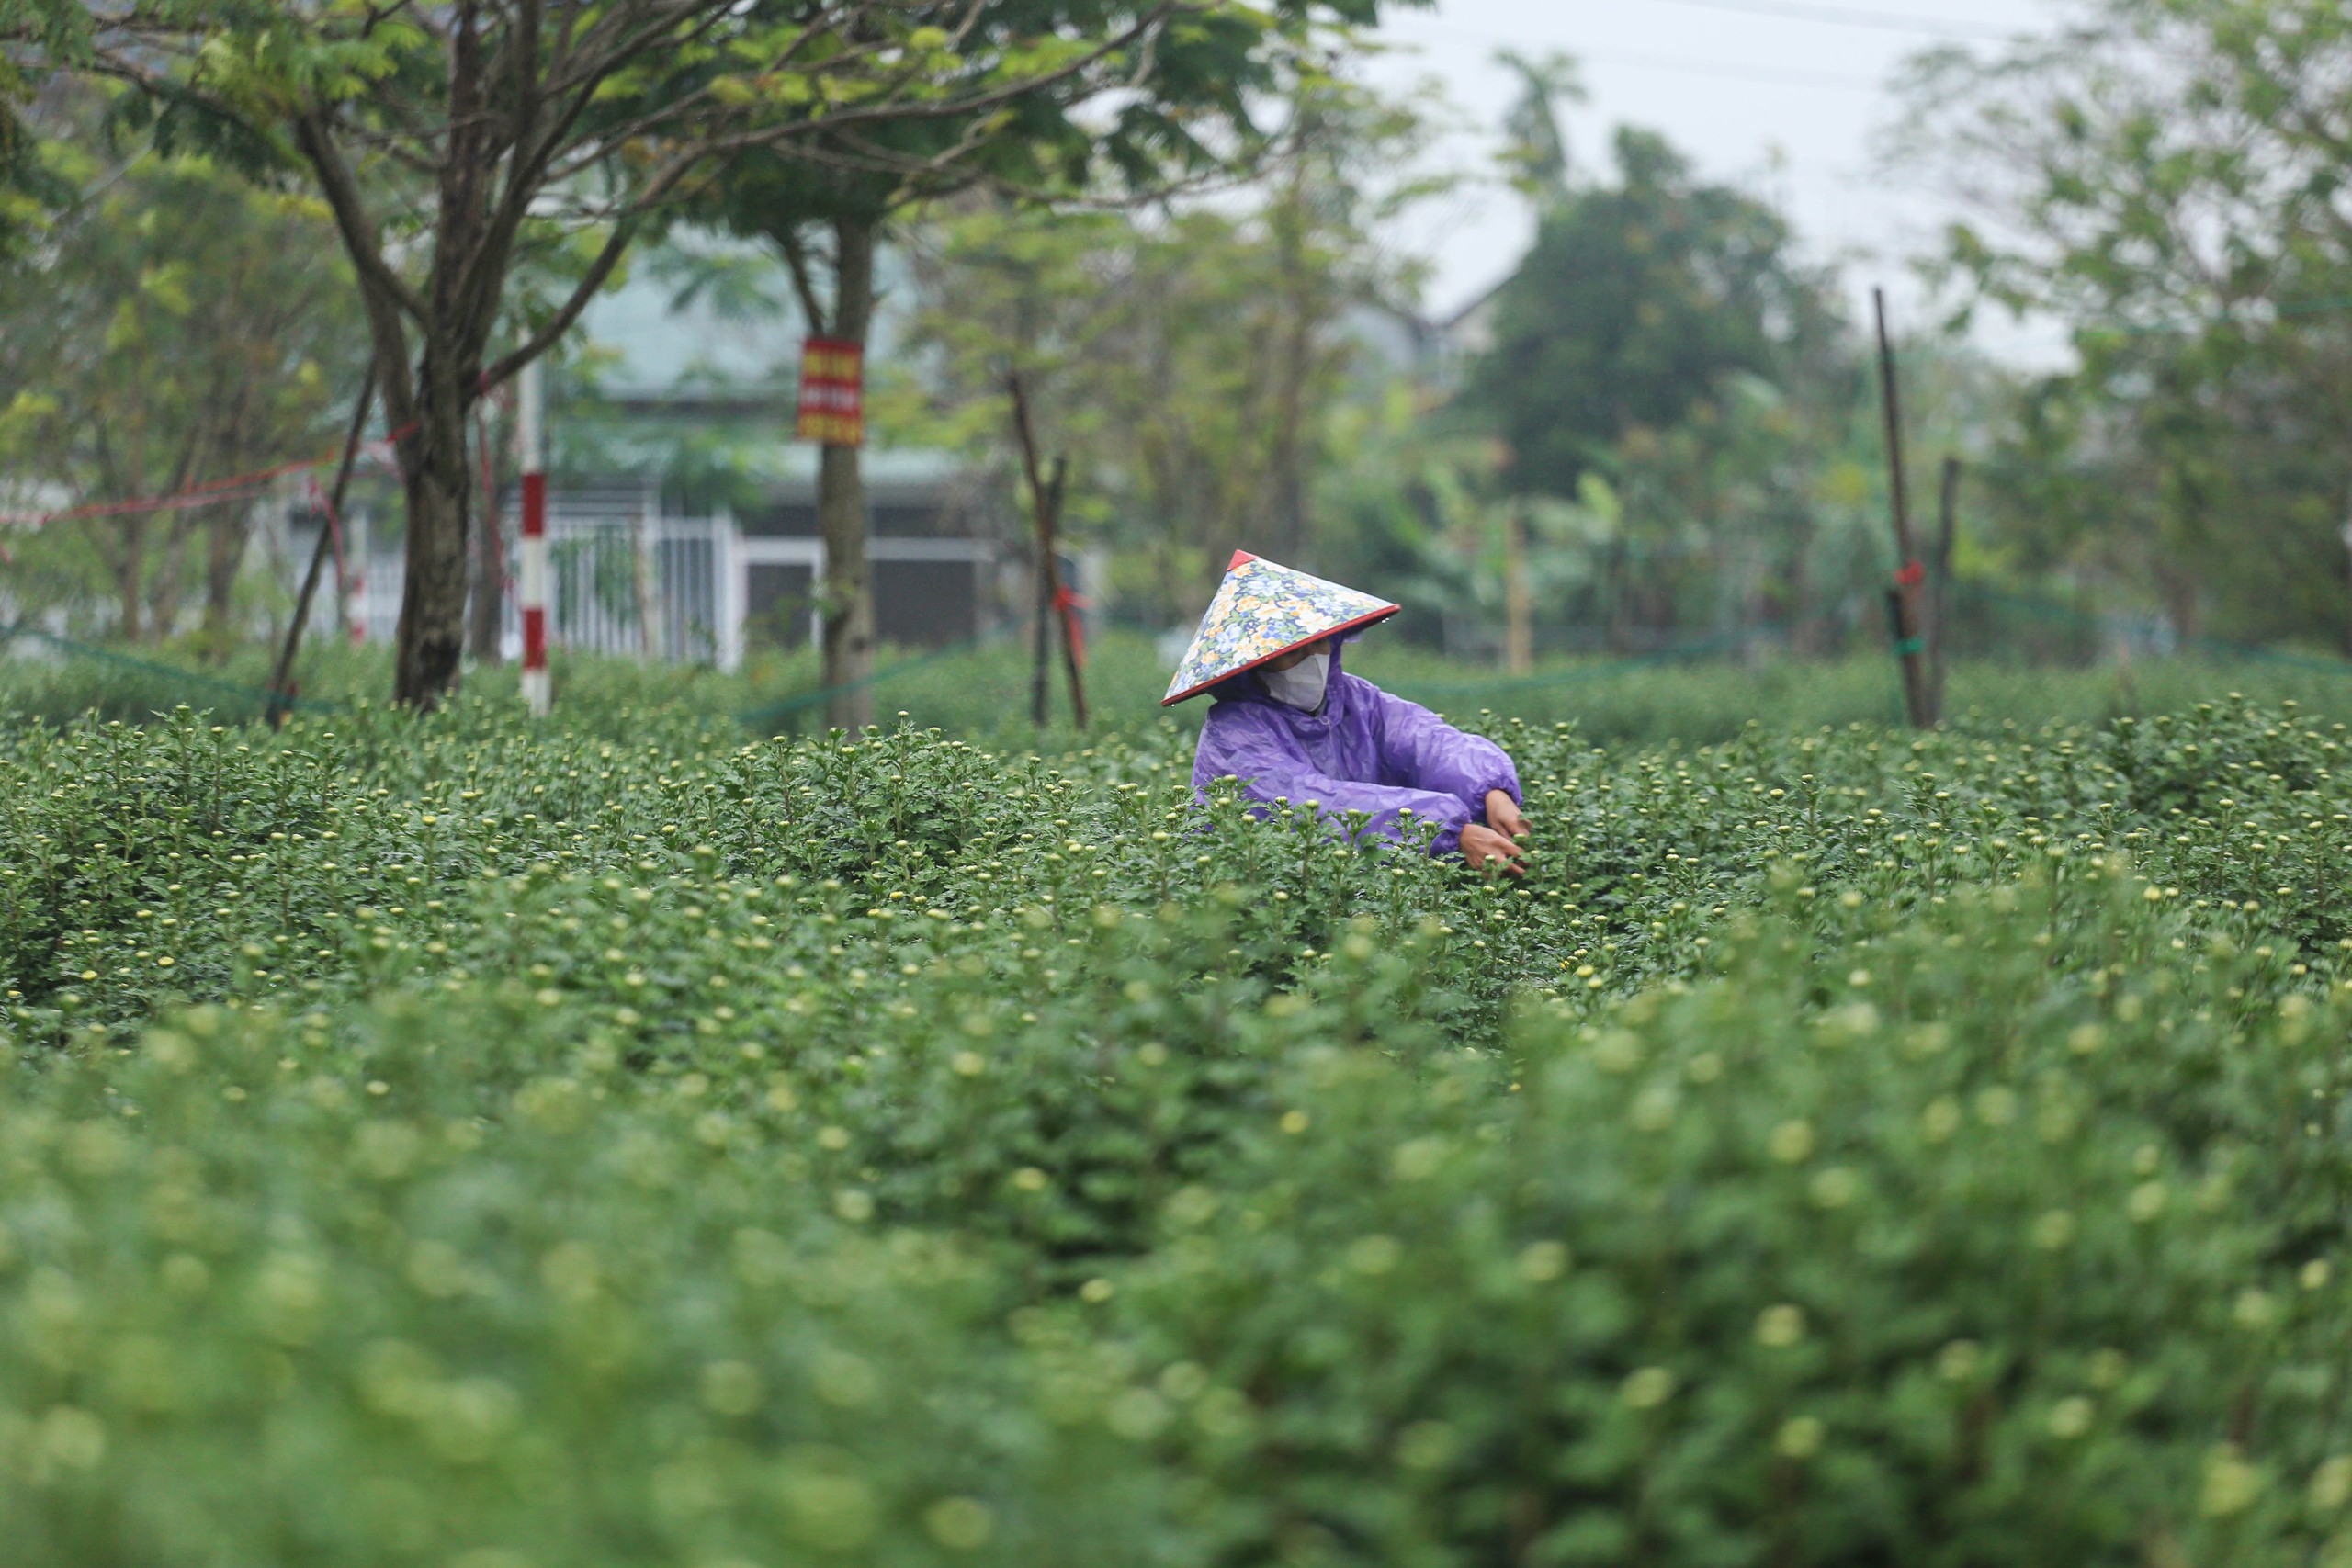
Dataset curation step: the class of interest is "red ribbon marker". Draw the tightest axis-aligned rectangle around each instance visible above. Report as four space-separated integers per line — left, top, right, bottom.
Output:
1053 584 1088 670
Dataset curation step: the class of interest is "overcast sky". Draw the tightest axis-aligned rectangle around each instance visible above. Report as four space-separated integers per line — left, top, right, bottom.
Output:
1356 0 2060 357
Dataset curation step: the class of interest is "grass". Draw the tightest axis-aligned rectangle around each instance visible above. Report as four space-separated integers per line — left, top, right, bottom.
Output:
19 625 2352 749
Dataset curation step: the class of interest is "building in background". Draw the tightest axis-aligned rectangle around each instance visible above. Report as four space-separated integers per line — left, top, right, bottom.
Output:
285 233 1065 669
734 451 1006 657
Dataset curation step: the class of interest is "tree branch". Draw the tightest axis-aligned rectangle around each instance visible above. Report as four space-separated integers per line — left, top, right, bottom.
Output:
292 113 429 325
779 225 832 334
479 212 643 389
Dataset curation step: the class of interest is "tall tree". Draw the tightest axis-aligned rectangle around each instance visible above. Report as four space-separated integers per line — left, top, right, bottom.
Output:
1899 0 2352 644
1900 0 2352 649
679 1 1408 728
1494 48 1581 205
1256 74 1440 564
6 0 1199 705
1464 126 1847 510
887 68 1439 626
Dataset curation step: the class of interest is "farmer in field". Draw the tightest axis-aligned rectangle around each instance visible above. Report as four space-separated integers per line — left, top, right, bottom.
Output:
1165 550 1530 874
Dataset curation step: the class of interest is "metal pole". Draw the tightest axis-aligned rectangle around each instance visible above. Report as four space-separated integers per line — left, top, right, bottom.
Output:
517 355 550 716
1873 287 1932 728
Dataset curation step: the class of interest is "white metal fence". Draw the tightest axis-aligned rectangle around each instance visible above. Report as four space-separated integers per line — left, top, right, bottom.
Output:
290 482 1025 673
302 485 744 669
499 492 741 669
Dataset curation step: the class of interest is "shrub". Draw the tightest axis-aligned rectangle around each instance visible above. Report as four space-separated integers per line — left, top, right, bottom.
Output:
0 990 1172 1568
1112 886 2346 1567
0 679 2350 1565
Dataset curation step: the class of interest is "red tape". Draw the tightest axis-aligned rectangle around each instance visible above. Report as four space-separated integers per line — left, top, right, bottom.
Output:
0 421 418 528
1894 560 1926 588
1053 584 1088 670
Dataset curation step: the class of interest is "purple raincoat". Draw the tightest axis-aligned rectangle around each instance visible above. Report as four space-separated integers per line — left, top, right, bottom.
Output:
1192 642 1521 857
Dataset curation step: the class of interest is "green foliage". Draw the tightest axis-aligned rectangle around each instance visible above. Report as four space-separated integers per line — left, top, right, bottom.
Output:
1122 891 2339 1565
884 70 1447 620
25 626 2352 750
1444 119 1905 656
1901 0 2352 647
10 673 2352 1562
1 992 1169 1568
1464 126 1849 507
0 100 356 642
1493 48 1582 203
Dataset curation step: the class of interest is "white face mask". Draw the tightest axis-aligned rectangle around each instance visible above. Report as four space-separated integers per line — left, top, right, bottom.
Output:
1262 650 1330 712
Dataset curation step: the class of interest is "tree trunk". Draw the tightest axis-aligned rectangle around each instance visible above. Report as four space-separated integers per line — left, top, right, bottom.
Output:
392 358 476 707
820 215 877 732
354 0 496 710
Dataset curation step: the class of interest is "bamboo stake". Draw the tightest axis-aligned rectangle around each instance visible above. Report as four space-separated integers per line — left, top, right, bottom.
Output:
1006 370 1087 728
266 366 377 727
1929 456 1962 723
1873 288 1932 728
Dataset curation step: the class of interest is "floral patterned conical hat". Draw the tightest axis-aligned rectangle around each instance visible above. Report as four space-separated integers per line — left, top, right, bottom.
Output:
1161 550 1400 706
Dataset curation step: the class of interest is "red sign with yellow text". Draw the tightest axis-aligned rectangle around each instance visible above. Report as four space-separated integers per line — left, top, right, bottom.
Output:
795 337 865 446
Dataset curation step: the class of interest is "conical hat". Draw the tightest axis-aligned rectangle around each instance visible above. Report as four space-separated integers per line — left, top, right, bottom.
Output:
1161 550 1399 705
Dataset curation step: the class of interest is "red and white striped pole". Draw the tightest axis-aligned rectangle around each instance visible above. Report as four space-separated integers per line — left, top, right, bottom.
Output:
516 355 550 716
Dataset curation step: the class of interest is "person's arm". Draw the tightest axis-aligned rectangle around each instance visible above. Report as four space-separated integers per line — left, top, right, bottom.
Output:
1196 705 1474 854
1369 686 1523 820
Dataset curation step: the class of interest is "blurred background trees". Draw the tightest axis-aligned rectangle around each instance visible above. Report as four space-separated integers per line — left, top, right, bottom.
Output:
0 98 356 651
8 0 2352 681
1900 0 2352 650
879 69 1442 628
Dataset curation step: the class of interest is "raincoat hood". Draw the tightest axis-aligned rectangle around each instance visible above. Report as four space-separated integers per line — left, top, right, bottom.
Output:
1161 550 1399 706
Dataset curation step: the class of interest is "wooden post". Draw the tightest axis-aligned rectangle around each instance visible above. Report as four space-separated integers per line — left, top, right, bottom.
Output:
1873 288 1933 728
1007 370 1087 728
346 508 368 643
1029 536 1051 728
1057 530 1090 732
1028 458 1066 728
266 366 376 726
1928 456 1961 724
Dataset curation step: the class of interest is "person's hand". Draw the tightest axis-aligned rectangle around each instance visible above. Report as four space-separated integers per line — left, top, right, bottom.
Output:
1460 822 1526 878
1486 789 1529 841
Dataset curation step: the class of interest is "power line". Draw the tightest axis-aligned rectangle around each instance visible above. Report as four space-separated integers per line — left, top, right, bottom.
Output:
1573 47 1882 91
1387 27 1885 91
1646 0 2023 40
